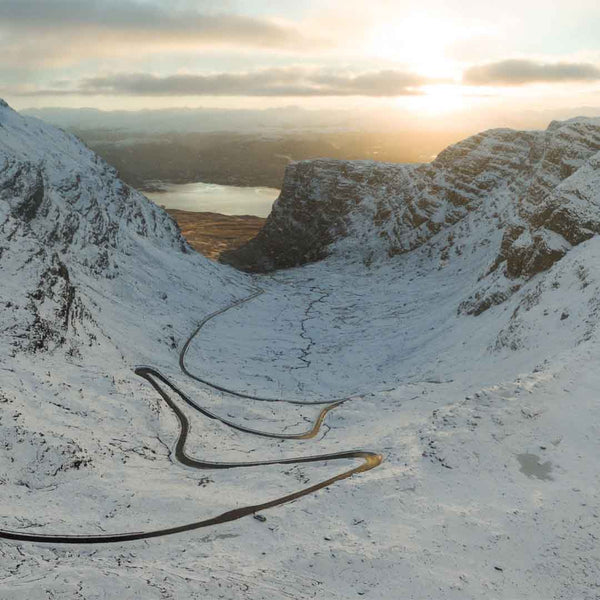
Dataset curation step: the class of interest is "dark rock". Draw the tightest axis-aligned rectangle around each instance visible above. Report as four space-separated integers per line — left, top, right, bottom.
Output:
13 172 44 222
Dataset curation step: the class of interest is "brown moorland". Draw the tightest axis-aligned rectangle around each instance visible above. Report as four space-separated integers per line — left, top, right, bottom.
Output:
166 209 265 261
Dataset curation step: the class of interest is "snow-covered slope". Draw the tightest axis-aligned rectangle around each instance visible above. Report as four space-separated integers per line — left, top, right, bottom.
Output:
2 102 600 598
0 99 249 354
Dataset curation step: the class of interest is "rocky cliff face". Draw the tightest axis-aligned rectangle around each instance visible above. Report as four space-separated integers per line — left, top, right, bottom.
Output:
222 118 600 311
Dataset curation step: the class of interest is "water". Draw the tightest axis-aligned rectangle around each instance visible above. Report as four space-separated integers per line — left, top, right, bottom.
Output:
145 182 280 218
516 453 553 480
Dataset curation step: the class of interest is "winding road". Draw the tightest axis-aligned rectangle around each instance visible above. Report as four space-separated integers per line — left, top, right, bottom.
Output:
0 291 383 544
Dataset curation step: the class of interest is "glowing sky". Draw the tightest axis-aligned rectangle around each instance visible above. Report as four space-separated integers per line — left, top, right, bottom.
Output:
2 0 600 118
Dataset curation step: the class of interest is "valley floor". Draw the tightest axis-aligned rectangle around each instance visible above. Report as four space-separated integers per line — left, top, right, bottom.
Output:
2 241 600 599
165 209 265 261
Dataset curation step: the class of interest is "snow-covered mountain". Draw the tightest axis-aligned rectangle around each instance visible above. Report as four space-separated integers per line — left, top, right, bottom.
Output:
0 98 249 354
224 117 600 309
2 101 600 598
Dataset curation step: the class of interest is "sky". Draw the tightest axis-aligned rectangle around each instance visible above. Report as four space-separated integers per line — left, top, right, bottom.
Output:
2 0 600 123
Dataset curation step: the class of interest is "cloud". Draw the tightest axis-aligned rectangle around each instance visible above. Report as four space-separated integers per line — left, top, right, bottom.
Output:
0 0 325 57
463 59 600 85
15 68 432 97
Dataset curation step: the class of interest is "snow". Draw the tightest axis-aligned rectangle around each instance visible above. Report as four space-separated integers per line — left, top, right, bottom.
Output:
1 102 600 598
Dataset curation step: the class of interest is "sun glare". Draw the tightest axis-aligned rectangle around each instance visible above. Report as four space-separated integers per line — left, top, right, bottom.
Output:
366 16 458 77
400 84 467 116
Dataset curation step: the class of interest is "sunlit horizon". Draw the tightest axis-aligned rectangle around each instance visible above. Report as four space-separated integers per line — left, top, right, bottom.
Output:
2 0 599 127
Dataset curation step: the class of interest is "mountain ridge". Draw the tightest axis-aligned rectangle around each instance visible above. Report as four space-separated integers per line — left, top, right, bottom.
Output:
0 99 248 356
222 118 600 315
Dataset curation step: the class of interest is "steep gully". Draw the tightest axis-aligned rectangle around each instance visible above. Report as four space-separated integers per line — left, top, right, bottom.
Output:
0 290 383 544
